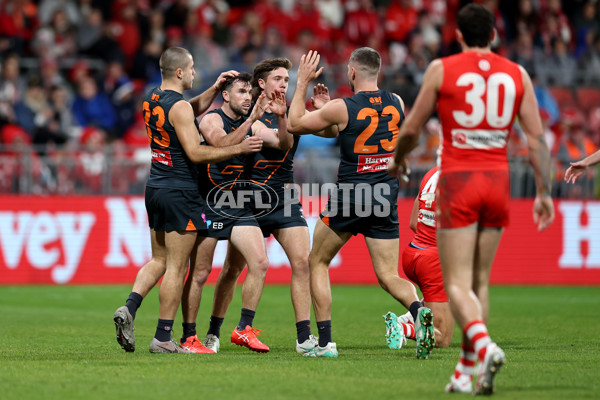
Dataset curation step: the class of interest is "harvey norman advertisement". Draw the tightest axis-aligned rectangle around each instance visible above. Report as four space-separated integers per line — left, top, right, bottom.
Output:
0 196 599 285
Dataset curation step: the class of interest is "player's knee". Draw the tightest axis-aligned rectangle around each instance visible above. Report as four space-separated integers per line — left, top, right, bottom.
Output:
435 332 452 348
248 256 269 276
190 267 211 286
308 251 332 270
290 256 310 276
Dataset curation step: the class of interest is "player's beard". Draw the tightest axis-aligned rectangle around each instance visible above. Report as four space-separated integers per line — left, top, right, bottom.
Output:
349 80 355 92
230 102 249 117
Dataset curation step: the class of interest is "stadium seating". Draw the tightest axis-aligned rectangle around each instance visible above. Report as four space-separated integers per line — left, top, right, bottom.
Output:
548 86 577 110
576 88 600 114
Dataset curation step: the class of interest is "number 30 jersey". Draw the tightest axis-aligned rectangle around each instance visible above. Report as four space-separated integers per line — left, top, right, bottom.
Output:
143 88 200 190
438 51 524 172
338 90 404 186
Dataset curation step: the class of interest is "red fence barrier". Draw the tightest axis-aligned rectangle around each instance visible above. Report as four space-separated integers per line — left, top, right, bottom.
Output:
0 196 599 285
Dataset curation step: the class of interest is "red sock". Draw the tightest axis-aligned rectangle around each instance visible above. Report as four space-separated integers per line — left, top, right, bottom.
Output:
401 321 416 340
454 343 477 379
464 320 492 362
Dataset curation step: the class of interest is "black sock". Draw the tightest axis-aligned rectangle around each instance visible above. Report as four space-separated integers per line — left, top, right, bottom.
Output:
181 322 196 342
237 308 255 330
409 301 423 323
154 319 174 342
317 320 332 347
296 320 311 343
207 316 224 337
125 292 143 319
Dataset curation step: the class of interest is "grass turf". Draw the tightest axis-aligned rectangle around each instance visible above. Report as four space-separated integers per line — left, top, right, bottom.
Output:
0 285 598 399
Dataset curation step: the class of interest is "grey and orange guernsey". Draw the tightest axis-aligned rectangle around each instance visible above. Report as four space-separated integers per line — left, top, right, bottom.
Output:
198 108 259 239
144 88 201 190
320 90 404 239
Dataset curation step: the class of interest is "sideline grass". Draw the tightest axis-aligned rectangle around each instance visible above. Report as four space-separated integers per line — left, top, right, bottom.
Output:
0 285 598 399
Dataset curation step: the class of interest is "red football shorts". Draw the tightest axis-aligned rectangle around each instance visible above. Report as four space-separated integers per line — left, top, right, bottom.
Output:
402 244 448 303
437 170 510 229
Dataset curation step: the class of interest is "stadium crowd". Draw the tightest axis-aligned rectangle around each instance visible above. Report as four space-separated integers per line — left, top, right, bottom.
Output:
0 0 599 196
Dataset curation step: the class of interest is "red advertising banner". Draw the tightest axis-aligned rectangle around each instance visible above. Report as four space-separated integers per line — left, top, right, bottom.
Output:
0 196 599 285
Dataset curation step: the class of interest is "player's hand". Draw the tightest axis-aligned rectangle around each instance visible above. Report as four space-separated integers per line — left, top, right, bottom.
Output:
564 161 588 183
270 91 287 117
249 92 272 122
213 70 239 91
297 50 324 85
311 83 330 110
387 158 410 182
240 136 263 153
533 194 554 231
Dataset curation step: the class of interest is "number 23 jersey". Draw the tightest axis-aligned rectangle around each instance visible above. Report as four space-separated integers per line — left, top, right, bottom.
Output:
143 88 200 190
338 90 404 187
438 51 524 172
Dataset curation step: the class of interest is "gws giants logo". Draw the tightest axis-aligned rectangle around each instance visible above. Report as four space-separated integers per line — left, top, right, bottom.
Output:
207 180 279 220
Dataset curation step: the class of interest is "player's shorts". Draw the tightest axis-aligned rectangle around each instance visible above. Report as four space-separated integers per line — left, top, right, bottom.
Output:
145 186 207 233
437 169 510 229
402 242 448 303
253 190 308 237
203 200 259 239
319 186 399 239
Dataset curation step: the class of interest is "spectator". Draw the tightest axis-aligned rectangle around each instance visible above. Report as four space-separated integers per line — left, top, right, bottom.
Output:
538 37 577 87
131 39 163 85
13 75 49 140
75 126 107 194
578 33 600 85
572 0 600 57
344 0 383 47
109 1 141 68
103 61 136 138
32 7 77 60
72 76 117 137
531 70 560 126
385 0 419 44
0 0 38 56
0 53 25 106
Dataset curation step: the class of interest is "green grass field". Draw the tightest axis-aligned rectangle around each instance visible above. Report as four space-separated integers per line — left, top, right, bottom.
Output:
0 285 598 400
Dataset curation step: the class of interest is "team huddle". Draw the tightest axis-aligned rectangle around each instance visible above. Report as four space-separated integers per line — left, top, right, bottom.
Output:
113 4 558 396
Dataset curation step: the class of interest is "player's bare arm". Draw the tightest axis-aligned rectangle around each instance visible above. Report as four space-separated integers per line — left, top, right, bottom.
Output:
199 97 268 148
171 100 262 163
189 70 239 117
517 66 555 231
288 51 346 135
388 60 442 179
565 149 600 183
409 197 419 233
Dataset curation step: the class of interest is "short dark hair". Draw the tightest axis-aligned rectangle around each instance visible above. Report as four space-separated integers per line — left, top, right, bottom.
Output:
159 47 192 78
222 72 252 93
251 58 292 101
457 4 495 48
349 47 381 77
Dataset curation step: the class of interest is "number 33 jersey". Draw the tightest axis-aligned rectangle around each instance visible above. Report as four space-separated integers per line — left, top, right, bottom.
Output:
143 88 201 190
438 51 524 172
338 90 404 186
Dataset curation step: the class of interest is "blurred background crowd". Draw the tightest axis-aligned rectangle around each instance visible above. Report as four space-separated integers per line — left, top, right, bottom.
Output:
1 0 599 197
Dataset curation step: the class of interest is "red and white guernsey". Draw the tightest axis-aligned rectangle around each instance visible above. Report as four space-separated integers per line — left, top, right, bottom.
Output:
437 51 524 172
412 166 439 249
